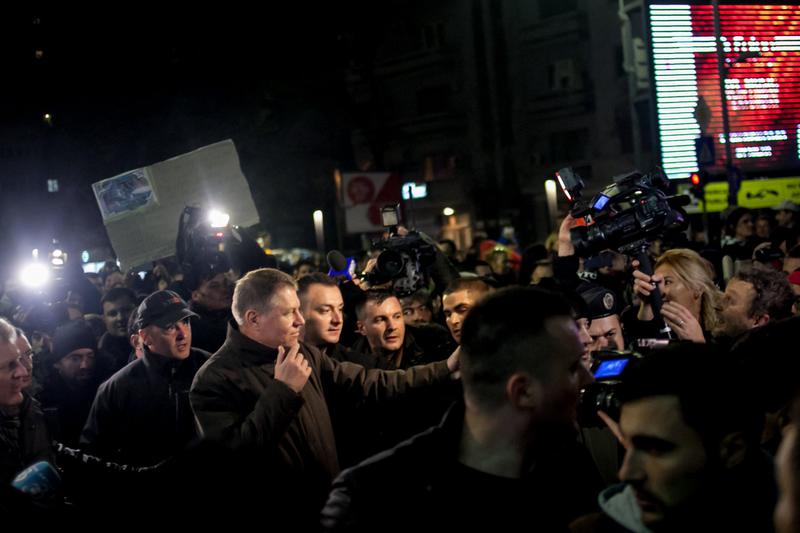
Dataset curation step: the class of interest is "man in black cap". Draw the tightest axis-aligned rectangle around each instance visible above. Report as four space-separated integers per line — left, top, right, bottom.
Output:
578 283 626 355
81 290 210 466
39 320 104 447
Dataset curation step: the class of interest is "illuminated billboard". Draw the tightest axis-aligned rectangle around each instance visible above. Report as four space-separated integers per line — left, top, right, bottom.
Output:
649 3 800 179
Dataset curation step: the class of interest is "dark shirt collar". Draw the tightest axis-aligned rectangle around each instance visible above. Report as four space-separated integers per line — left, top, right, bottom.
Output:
224 320 280 364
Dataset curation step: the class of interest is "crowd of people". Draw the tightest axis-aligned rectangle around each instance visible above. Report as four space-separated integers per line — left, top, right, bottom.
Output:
0 199 799 531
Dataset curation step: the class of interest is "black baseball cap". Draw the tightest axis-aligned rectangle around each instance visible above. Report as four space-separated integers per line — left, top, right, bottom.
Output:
135 290 198 330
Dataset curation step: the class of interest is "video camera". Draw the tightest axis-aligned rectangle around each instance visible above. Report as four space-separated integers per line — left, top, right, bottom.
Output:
362 205 439 296
577 349 646 428
176 206 232 289
556 167 689 257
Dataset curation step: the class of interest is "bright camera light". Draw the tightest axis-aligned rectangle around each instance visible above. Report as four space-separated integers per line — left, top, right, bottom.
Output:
19 263 50 289
442 207 455 216
51 249 63 258
208 210 230 228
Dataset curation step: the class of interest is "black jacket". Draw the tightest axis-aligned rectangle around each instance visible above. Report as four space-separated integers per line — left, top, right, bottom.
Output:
80 347 209 466
322 402 603 533
0 394 55 484
39 373 101 447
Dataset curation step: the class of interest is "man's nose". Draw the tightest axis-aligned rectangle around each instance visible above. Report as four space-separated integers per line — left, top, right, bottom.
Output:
294 310 305 326
331 309 342 325
13 362 30 379
619 449 644 484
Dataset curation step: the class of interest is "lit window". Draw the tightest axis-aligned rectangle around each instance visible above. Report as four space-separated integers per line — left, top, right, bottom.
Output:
47 179 59 193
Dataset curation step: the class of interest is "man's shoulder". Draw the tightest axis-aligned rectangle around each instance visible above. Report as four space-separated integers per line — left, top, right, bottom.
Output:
336 424 442 485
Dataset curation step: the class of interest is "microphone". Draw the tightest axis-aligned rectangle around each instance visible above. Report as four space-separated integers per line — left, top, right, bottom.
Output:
12 461 62 499
326 250 353 280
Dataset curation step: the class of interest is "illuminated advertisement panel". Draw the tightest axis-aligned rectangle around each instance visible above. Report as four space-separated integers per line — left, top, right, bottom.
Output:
649 3 800 179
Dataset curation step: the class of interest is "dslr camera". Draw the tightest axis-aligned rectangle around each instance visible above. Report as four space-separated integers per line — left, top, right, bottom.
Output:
362 204 438 296
556 167 689 257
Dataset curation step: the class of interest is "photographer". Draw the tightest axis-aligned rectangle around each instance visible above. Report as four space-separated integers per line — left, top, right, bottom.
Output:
629 249 722 343
185 253 234 354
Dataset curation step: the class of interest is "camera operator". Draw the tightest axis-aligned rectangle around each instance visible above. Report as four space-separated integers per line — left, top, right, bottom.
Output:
629 248 722 343
571 344 774 532
185 252 234 354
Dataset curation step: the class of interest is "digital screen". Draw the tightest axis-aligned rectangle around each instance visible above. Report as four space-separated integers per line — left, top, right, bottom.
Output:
594 358 631 379
649 3 800 179
592 194 610 210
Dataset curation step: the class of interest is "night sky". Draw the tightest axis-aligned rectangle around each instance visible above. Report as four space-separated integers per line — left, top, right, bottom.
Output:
0 4 383 264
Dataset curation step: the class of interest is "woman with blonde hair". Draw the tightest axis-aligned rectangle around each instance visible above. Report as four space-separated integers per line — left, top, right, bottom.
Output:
632 248 722 343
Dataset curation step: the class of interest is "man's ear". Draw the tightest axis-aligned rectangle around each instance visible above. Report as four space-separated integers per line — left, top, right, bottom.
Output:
243 309 261 328
753 313 770 328
356 320 366 336
137 328 149 346
505 373 539 409
719 431 748 470
191 290 201 303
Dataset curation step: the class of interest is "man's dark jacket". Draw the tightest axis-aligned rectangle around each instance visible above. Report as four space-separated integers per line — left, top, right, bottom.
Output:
80 347 209 466
321 402 603 533
189 321 453 529
0 393 55 484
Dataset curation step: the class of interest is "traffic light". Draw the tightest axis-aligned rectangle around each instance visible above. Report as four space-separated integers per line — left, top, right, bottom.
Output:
689 171 705 200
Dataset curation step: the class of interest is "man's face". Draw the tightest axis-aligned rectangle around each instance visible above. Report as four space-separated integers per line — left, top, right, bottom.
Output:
619 395 709 528
55 348 96 385
140 318 192 359
534 317 593 428
575 317 593 370
358 297 405 354
294 264 315 280
777 209 795 228
300 284 344 346
103 298 136 338
717 279 758 338
252 286 305 348
443 289 478 344
0 341 27 406
588 315 624 353
401 298 432 326
192 273 233 311
756 218 771 239
15 334 33 390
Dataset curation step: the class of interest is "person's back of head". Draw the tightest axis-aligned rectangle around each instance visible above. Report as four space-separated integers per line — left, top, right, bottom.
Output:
459 287 583 417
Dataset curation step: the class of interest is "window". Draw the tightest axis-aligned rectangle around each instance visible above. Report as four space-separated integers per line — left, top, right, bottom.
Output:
47 179 59 193
548 59 581 91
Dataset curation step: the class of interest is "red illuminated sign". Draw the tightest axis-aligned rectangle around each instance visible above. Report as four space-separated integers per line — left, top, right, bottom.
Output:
649 3 800 179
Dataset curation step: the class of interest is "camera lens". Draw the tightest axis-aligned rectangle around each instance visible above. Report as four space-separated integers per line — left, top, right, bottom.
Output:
376 250 405 278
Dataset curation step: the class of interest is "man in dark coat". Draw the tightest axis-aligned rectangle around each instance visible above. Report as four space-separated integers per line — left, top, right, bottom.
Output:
190 268 460 530
81 290 209 467
321 288 601 532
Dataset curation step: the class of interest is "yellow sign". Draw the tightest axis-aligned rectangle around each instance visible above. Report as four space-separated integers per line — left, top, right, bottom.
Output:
678 177 800 214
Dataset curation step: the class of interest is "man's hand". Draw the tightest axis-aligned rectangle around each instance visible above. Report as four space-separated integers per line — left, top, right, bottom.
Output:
446 346 461 378
631 259 660 321
557 215 577 257
274 344 312 393
661 302 706 343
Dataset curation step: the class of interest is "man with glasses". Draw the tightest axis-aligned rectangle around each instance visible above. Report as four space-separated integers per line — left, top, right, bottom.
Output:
81 290 209 466
0 318 53 482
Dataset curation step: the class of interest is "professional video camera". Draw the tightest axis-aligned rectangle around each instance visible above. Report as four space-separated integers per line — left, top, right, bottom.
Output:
556 167 689 257
362 204 439 296
577 349 643 428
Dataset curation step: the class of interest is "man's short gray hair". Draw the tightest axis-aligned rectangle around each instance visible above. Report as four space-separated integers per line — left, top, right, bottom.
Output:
232 268 297 325
0 318 18 345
